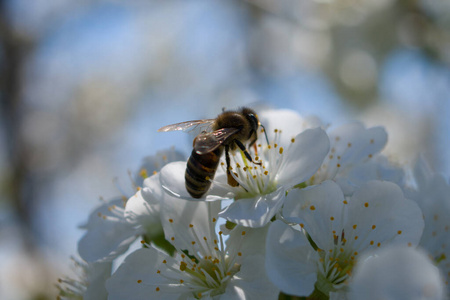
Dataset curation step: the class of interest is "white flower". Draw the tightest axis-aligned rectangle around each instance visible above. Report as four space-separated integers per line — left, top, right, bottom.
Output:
410 157 450 293
160 109 330 228
78 148 183 263
134 148 185 187
106 193 278 300
309 122 392 195
57 258 111 300
349 246 445 300
78 197 140 263
265 180 424 298
125 172 165 240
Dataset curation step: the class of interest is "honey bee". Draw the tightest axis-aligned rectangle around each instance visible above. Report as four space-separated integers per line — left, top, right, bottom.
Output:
158 107 265 198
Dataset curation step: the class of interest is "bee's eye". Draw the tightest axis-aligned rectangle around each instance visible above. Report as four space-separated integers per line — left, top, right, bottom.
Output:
248 114 259 131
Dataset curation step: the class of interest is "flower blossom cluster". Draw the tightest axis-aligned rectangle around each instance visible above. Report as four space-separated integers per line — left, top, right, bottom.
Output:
58 108 449 300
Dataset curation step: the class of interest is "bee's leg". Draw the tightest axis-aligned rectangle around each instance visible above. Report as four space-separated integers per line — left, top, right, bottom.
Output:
235 140 261 165
225 146 239 187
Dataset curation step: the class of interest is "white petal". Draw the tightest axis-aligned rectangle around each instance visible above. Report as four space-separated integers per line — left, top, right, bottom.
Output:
276 128 330 188
259 109 320 145
226 225 269 257
78 221 138 263
350 246 445 300
219 187 286 228
78 199 139 263
125 174 163 237
81 198 125 229
340 155 405 196
328 123 387 170
413 167 450 280
265 220 318 296
161 193 221 253
347 180 424 251
106 248 178 300
83 262 112 300
135 148 185 187
159 161 192 199
225 255 279 300
282 181 345 250
313 123 388 186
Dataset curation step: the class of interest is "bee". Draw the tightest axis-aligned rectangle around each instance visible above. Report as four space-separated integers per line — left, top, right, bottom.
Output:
158 107 266 198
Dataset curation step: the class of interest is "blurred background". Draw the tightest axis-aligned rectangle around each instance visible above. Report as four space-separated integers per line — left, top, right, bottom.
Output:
0 0 449 298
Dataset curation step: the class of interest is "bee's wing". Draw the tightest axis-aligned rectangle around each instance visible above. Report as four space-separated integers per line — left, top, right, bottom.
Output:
194 127 240 155
158 119 215 133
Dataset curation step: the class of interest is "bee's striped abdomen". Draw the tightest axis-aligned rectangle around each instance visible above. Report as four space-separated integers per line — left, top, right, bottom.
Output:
185 147 223 198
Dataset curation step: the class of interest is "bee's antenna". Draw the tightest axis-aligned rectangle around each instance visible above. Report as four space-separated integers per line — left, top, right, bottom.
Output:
260 123 270 145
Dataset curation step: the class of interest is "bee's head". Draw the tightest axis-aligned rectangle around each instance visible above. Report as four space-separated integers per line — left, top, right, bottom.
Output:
241 107 269 145
241 107 259 133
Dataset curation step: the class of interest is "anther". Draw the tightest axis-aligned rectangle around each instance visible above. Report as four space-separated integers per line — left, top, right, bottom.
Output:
139 169 148 178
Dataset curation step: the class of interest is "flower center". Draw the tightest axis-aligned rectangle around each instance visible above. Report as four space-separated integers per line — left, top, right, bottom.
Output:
223 129 288 198
316 245 356 294
148 220 247 299
307 228 358 295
